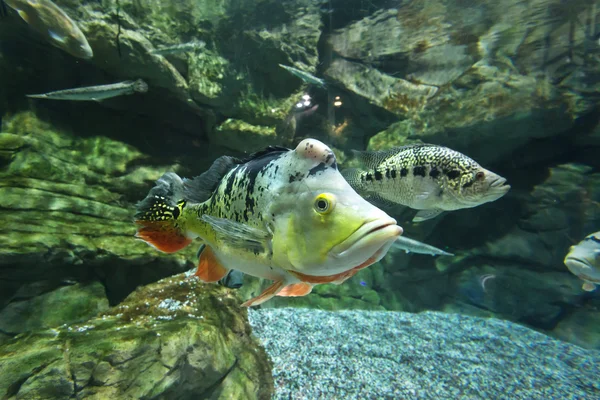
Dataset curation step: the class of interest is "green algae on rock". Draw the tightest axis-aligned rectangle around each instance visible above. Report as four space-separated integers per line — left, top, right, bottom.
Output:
0 273 274 400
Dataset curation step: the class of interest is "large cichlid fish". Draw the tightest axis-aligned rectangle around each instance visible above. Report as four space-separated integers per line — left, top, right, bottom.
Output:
564 231 600 292
342 144 510 222
4 0 93 59
134 139 402 307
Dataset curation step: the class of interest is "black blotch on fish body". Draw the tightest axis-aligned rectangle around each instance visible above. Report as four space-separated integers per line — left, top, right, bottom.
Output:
374 170 383 181
446 170 461 180
400 168 408 177
429 168 440 178
413 166 426 177
462 180 474 188
308 162 328 176
588 236 600 245
391 169 397 179
365 173 374 182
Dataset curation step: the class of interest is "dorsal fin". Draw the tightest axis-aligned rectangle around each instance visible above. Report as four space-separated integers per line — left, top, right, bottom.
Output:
183 155 239 203
350 143 433 169
240 145 290 164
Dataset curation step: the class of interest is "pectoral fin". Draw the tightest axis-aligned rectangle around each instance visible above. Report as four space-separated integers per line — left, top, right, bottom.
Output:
582 282 597 292
413 209 443 222
202 214 270 252
195 245 229 282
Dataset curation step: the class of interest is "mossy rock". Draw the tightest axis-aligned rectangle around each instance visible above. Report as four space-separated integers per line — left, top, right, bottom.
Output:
0 273 273 400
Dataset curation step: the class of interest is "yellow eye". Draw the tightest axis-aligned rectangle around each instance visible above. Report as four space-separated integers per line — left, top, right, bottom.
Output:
314 193 336 214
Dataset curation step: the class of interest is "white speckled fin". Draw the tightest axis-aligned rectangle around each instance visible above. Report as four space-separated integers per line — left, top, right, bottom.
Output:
413 209 443 222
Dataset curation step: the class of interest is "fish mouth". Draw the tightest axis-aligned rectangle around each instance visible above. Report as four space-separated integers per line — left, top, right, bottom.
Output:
331 218 403 259
489 177 510 191
565 257 594 272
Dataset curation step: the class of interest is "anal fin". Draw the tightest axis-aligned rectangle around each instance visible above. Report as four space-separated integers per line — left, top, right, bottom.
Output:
413 209 443 222
277 282 313 297
241 281 285 307
195 245 229 282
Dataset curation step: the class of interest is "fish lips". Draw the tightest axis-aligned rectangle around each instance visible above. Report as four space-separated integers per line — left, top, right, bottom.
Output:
331 219 403 262
485 176 511 200
565 256 595 274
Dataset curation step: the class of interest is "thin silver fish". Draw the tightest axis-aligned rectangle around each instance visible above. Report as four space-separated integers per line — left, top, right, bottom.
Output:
392 236 454 256
27 79 148 101
342 144 510 222
279 64 326 88
151 40 205 56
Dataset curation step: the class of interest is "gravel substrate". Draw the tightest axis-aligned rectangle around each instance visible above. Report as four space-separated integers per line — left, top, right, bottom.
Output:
248 308 600 400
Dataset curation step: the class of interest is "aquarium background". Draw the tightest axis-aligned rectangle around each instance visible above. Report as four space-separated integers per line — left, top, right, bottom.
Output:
0 0 599 399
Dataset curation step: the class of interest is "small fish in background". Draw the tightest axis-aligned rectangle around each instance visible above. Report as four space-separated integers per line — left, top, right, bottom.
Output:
564 231 600 292
342 144 510 222
279 64 327 88
27 79 148 101
196 244 244 289
391 236 454 256
151 40 206 56
3 0 93 59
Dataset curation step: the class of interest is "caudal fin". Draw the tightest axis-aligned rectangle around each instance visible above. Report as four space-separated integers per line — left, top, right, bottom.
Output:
134 172 192 253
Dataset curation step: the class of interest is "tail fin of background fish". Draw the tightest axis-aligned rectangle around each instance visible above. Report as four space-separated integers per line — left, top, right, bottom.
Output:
134 172 193 253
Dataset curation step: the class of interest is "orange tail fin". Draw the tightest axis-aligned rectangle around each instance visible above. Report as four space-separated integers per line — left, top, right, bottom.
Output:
135 220 192 253
134 172 192 253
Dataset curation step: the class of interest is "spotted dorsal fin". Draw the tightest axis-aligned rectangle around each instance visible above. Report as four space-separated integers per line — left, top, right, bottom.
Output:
240 145 290 163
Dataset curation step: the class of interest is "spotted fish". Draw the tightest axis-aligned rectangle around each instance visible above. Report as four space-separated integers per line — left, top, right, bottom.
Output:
342 144 510 222
564 231 600 292
134 139 402 307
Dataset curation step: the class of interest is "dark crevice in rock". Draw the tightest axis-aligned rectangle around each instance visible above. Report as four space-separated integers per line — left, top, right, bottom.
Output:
0 327 17 337
202 357 239 398
4 361 56 398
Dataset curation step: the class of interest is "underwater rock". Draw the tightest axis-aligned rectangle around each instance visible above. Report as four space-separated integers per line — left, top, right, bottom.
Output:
0 112 197 311
553 304 600 350
210 118 278 153
0 281 108 334
249 308 600 399
0 273 273 400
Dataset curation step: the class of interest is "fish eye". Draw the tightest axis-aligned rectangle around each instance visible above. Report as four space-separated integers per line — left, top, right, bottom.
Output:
476 171 485 180
314 193 335 214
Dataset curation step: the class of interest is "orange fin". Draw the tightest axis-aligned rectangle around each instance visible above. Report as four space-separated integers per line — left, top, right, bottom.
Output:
194 246 229 282
277 282 313 297
332 269 360 285
241 281 285 307
135 220 192 253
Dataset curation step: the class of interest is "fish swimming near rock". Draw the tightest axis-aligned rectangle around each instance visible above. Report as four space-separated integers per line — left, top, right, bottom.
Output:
279 64 326 88
151 40 205 56
27 79 148 101
342 144 510 222
135 139 402 307
564 231 600 292
3 0 93 59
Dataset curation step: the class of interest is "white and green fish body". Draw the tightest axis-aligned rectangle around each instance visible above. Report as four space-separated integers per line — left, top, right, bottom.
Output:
279 64 326 88
135 139 402 307
27 79 148 101
564 231 600 292
342 144 510 222
4 0 93 59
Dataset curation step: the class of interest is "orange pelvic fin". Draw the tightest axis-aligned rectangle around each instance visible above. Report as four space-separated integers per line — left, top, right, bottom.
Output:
277 282 313 297
241 280 286 307
135 220 192 253
194 246 229 282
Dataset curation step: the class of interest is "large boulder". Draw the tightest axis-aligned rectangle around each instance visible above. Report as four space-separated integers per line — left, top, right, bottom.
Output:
0 273 273 400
